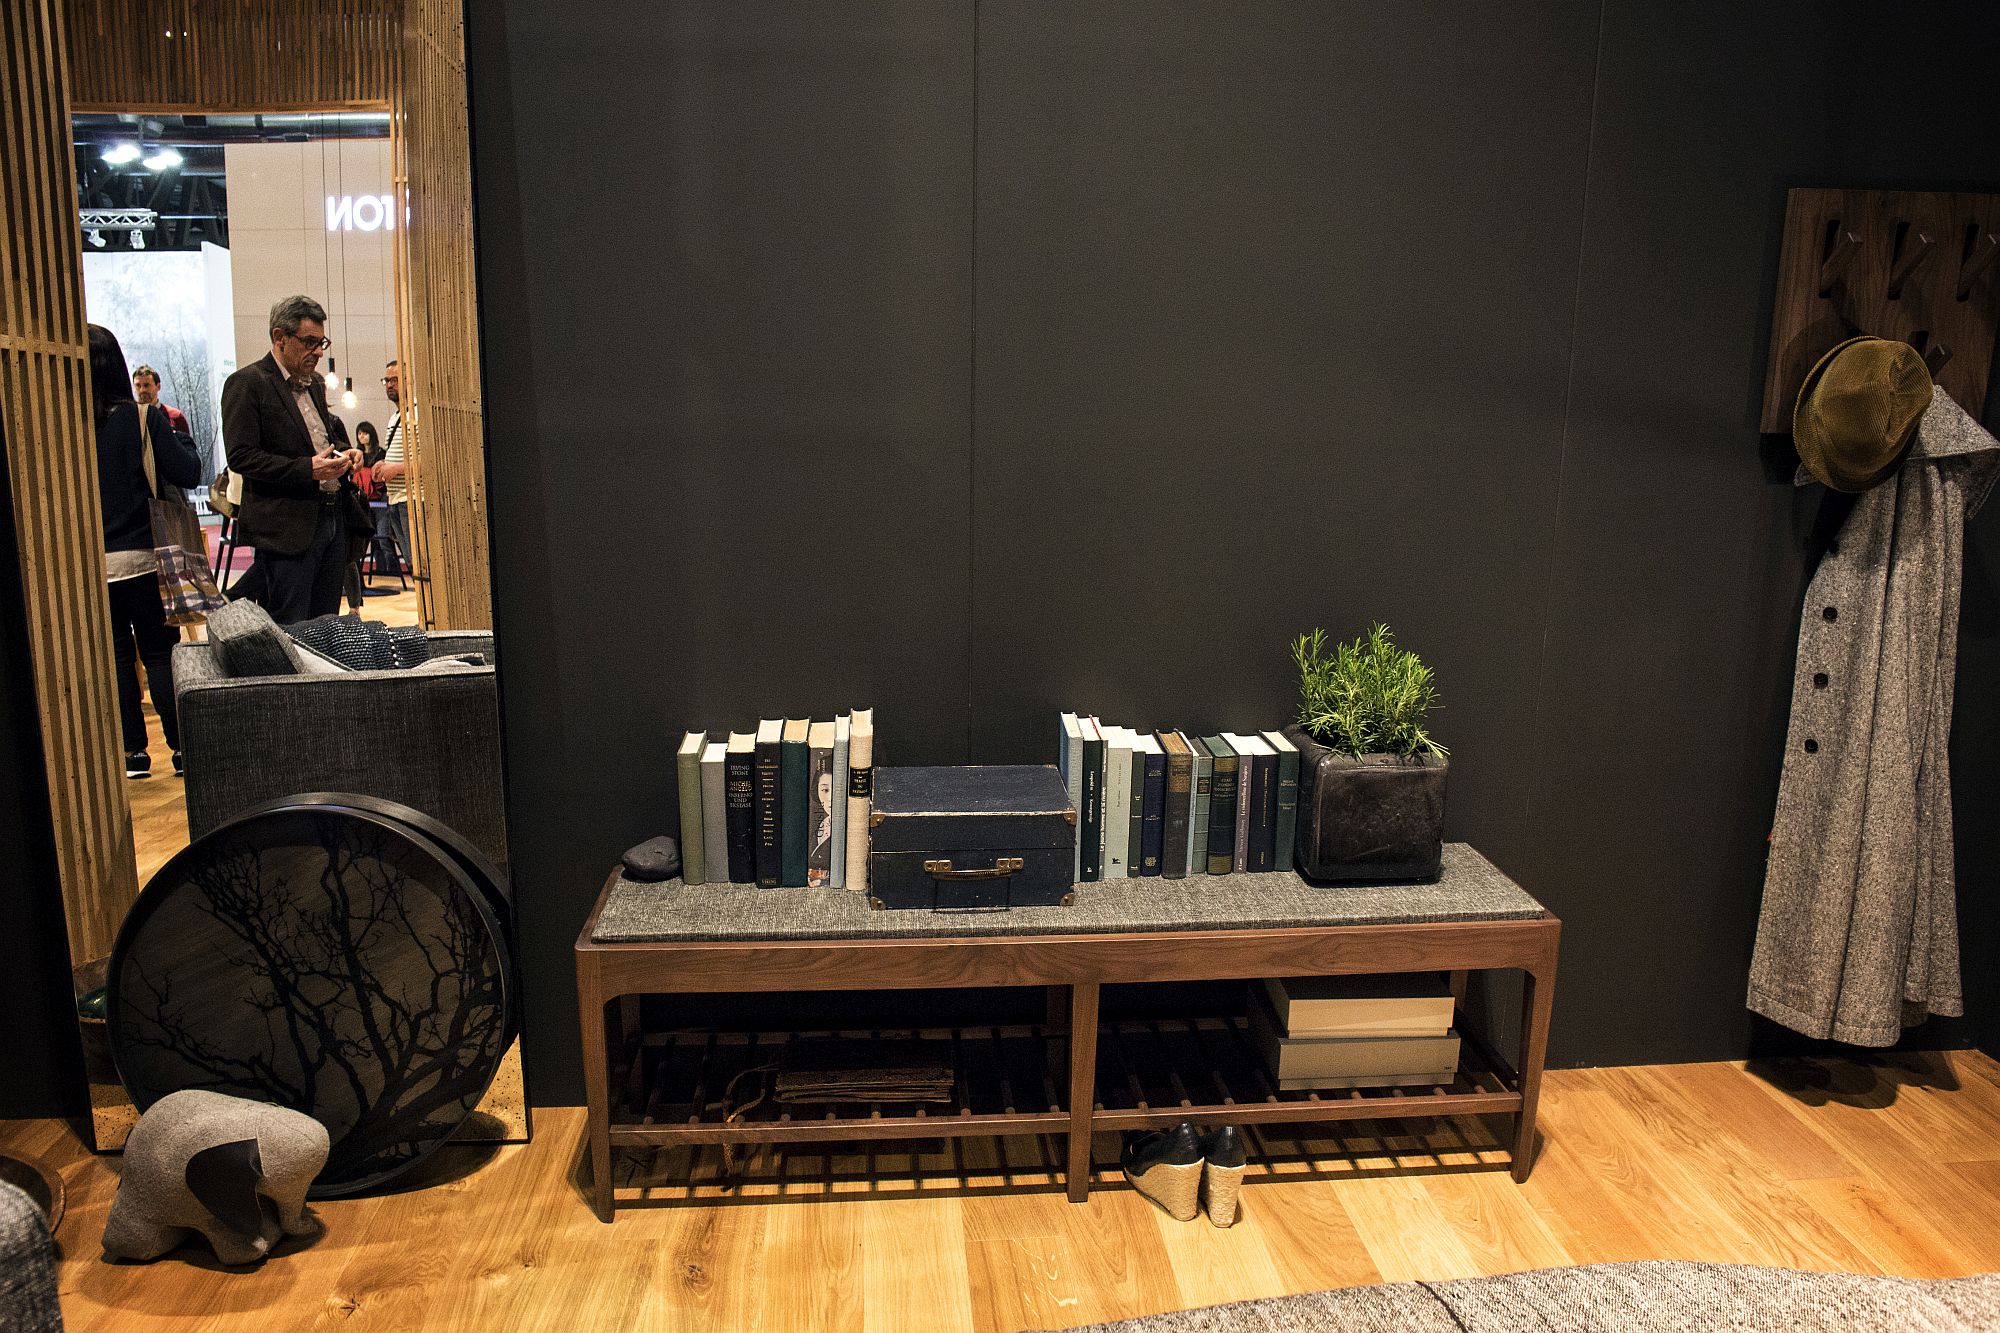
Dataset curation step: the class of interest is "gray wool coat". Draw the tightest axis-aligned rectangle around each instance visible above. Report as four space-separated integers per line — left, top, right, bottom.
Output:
1749 389 1999 1045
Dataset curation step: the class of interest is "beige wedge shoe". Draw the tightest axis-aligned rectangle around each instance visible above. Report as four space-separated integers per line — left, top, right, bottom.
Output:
1199 1125 1247 1227
1122 1122 1203 1221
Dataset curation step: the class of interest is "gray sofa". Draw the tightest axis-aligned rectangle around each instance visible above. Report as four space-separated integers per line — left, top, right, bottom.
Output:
172 630 508 867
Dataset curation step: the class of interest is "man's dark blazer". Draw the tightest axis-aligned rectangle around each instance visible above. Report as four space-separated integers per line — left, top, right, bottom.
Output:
221 351 368 556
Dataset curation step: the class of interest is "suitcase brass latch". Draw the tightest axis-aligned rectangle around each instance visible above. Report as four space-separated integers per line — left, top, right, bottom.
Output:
922 857 1024 880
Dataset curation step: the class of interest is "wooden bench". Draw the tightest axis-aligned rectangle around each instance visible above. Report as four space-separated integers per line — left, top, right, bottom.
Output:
575 842 1558 1221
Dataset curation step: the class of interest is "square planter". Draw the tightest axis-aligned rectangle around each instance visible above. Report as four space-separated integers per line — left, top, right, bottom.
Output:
1282 724 1447 882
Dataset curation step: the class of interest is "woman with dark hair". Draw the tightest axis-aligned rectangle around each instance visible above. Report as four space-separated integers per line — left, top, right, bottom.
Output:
353 420 382 468
91 324 201 778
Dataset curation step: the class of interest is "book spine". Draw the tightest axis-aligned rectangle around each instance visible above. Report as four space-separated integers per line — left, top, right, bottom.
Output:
1206 746 1238 874
1247 751 1276 873
1233 747 1253 873
1062 717 1085 884
1273 743 1299 874
830 721 850 889
701 747 728 883
1139 747 1166 875
780 731 808 887
843 711 874 892
1079 729 1103 881
1187 734 1211 875
1103 733 1130 878
677 744 705 885
754 736 783 887
1161 739 1191 878
725 750 756 883
1126 746 1145 877
806 740 834 887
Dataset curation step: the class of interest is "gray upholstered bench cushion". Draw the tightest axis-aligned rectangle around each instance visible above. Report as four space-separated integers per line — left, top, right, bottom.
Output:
593 842 1543 942
0 1180 61 1331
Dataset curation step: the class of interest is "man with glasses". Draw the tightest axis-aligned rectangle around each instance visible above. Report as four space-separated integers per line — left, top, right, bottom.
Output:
220 294 371 622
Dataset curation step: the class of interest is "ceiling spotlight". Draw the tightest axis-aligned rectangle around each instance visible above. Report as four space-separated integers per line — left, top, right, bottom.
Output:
142 148 182 171
129 229 145 250
87 230 105 248
101 142 141 165
341 390 357 410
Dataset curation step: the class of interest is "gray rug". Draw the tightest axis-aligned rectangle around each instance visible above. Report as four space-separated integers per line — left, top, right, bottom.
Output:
1022 1262 2000 1332
595 843 1543 942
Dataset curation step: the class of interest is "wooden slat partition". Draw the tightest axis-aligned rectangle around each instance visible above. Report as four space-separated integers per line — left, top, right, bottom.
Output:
396 0 491 630
1 0 141 967
63 0 401 112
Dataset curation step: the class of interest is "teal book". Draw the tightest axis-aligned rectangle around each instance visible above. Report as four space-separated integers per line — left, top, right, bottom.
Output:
676 730 707 884
1202 736 1239 874
780 718 810 887
1262 729 1301 874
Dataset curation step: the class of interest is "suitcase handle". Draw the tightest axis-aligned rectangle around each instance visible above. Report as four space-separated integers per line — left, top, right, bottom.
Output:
922 857 1024 880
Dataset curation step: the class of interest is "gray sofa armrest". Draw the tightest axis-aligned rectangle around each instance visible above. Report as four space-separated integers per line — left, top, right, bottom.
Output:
174 640 507 867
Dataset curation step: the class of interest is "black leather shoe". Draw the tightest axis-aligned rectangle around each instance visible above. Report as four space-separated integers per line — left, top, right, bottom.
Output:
1121 1121 1203 1221
1198 1125 1247 1227
125 752 151 778
171 751 185 777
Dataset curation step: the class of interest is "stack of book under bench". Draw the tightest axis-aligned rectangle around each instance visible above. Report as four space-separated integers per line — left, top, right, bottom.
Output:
1249 972 1461 1090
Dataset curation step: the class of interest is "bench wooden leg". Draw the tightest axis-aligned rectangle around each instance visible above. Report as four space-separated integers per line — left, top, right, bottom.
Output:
1066 982 1099 1202
578 963 615 1221
1512 954 1557 1182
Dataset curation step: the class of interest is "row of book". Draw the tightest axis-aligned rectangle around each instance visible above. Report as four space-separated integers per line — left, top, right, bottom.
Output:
1249 972 1462 1090
1056 714 1300 882
675 709 875 888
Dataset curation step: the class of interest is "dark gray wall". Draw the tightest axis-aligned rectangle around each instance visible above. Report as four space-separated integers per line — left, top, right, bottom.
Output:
458 0 2000 1104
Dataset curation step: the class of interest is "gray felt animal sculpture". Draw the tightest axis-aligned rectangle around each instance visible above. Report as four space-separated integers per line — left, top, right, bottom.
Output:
103 1089 329 1265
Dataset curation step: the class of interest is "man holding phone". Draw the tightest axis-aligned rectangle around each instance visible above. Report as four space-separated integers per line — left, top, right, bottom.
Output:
220 295 372 622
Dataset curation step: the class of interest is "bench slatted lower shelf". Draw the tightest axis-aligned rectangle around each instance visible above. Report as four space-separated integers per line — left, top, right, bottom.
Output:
605 1014 1525 1144
576 843 1560 1220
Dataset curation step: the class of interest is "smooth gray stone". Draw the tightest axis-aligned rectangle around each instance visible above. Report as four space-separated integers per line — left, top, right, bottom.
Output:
621 836 681 882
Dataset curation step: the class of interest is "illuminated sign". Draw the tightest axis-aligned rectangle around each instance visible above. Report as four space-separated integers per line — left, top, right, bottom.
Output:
325 194 399 232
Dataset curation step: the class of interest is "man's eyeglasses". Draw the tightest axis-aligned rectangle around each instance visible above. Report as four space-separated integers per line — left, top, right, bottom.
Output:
288 333 333 352
380 375 399 385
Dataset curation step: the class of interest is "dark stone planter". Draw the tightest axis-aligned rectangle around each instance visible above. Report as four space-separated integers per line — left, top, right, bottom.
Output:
1282 724 1447 882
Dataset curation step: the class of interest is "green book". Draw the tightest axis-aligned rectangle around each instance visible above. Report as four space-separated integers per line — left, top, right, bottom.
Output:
1202 736 1240 874
779 718 810 887
676 730 707 884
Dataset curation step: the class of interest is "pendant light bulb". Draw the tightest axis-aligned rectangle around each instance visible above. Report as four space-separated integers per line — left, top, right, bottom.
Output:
341 389 357 410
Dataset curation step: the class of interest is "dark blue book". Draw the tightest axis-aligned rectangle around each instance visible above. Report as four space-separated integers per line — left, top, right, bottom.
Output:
780 718 810 887
1138 735 1166 875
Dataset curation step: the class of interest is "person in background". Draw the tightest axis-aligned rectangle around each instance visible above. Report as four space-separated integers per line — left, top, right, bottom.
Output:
353 420 382 468
373 360 411 576
220 295 368 622
352 419 400 581
92 326 200 778
131 366 190 443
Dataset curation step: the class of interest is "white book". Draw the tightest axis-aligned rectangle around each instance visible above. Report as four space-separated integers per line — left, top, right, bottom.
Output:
830 713 851 889
1059 712 1085 884
843 708 874 891
701 741 728 883
1102 725 1133 879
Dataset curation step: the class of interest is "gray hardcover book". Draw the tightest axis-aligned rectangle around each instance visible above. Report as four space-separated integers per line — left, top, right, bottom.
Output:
1181 730 1211 877
677 730 707 884
1060 712 1085 884
700 740 728 882
1102 726 1132 878
830 713 851 888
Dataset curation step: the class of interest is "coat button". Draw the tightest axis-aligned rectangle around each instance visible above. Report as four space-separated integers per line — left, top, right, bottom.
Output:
1823 606 1838 622
1804 739 1819 753
1813 672 1829 688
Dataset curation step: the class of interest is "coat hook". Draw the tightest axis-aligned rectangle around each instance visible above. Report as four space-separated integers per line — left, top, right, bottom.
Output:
1958 229 1999 299
1817 227 1862 297
1886 225 1935 299
1924 341 1953 377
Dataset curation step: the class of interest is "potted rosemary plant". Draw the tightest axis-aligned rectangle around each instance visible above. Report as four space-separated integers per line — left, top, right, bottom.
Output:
1282 624 1449 881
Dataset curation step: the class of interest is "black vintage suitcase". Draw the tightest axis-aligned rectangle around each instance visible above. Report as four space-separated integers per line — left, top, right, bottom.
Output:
868 765 1077 910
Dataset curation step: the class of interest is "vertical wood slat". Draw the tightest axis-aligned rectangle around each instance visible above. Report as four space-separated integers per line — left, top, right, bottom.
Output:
398 0 492 630
1 0 140 968
62 0 400 111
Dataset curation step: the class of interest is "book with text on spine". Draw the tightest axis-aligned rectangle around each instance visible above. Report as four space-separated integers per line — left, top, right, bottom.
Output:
1101 725 1133 879
843 708 874 892
1136 733 1165 876
1182 730 1212 877
1059 713 1086 884
806 720 836 887
754 718 783 887
724 731 756 883
1261 729 1300 874
1079 717 1104 882
780 718 810 887
1157 731 1193 879
1202 735 1239 874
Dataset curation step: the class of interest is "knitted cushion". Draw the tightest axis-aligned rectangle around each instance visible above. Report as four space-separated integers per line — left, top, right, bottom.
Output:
286 616 430 671
0 1180 62 1331
206 600 302 678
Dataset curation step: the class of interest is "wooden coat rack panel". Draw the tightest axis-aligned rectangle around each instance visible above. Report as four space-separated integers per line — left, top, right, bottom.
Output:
1762 188 2000 432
